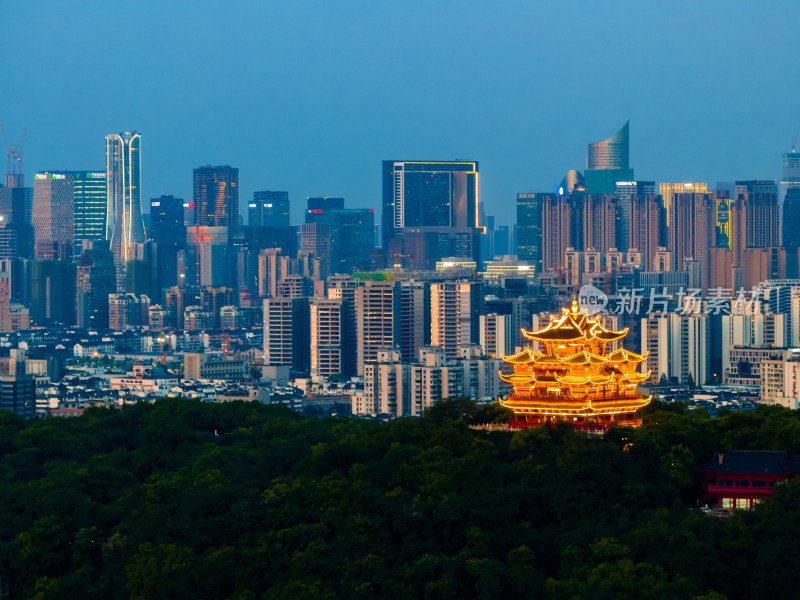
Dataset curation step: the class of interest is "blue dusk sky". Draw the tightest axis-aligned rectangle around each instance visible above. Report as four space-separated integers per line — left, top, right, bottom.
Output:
2 1 799 226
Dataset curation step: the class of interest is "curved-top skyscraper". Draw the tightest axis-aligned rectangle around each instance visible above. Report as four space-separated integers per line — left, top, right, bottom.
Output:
587 120 630 170
105 131 145 278
584 121 634 195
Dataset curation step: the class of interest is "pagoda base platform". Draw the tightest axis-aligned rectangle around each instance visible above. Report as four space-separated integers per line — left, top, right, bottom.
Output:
471 417 642 435
507 415 643 431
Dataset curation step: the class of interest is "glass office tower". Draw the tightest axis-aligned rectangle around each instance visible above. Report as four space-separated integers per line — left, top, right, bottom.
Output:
381 160 479 248
73 171 107 243
193 165 239 228
250 191 290 227
780 150 800 208
150 195 186 246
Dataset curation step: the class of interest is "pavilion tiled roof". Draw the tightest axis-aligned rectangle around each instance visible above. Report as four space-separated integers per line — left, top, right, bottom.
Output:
696 450 800 475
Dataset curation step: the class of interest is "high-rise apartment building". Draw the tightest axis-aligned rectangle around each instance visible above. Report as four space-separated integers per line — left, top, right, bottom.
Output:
108 293 150 330
430 281 480 359
541 194 570 272
381 160 479 248
642 312 708 385
584 122 634 195
629 193 664 270
0 371 35 418
327 277 363 377
582 194 618 252
249 191 289 227
355 281 400 375
615 181 655 252
263 297 293 366
263 297 309 371
480 313 515 357
106 132 145 270
354 345 501 417
193 165 239 228
721 312 787 376
669 193 715 291
310 297 342 377
356 349 410 416
200 286 235 329
257 248 288 298
729 181 779 267
197 243 229 288
659 183 708 232
299 223 331 279
399 281 429 364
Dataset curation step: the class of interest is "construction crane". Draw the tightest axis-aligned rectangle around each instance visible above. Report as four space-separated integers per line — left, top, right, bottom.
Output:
392 252 414 272
0 123 27 177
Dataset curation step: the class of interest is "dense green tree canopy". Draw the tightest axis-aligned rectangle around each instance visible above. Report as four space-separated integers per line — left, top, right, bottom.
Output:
1 399 800 599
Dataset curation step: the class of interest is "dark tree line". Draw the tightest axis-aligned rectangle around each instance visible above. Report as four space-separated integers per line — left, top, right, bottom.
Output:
2 399 800 599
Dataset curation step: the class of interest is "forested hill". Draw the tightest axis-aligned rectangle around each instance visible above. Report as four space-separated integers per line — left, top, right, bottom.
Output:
2 400 800 600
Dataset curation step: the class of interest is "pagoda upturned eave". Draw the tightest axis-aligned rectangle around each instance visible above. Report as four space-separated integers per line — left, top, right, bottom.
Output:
521 308 628 344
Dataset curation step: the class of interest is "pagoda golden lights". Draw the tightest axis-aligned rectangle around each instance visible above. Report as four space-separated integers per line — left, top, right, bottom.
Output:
500 298 651 430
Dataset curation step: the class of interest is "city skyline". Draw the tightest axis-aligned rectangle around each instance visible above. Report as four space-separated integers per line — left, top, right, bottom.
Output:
2 1 799 225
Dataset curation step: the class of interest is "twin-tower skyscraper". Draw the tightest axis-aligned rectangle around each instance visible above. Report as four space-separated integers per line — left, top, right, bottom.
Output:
105 131 146 270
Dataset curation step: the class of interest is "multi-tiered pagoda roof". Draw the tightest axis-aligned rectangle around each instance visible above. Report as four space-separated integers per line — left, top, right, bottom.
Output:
499 298 651 430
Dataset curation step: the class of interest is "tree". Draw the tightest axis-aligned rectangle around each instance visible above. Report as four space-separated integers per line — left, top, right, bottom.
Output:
422 397 480 425
471 402 514 425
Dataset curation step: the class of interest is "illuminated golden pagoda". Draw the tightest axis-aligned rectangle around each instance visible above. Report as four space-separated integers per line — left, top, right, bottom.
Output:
500 298 651 430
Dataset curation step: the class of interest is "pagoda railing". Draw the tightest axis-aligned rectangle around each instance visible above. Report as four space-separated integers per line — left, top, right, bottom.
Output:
505 392 645 402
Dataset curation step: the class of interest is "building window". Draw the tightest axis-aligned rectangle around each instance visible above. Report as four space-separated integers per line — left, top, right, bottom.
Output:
721 498 733 508
736 498 749 509
719 479 733 487
735 480 750 488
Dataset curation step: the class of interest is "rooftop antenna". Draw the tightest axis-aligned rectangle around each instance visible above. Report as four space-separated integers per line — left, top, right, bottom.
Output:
0 123 26 176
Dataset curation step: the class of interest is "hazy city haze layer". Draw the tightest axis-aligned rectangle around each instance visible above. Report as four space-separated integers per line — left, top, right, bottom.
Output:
2 0 798 224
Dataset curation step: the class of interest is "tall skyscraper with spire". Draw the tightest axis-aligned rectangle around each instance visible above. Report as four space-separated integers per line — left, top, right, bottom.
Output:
780 145 800 207
780 145 800 249
105 131 145 279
